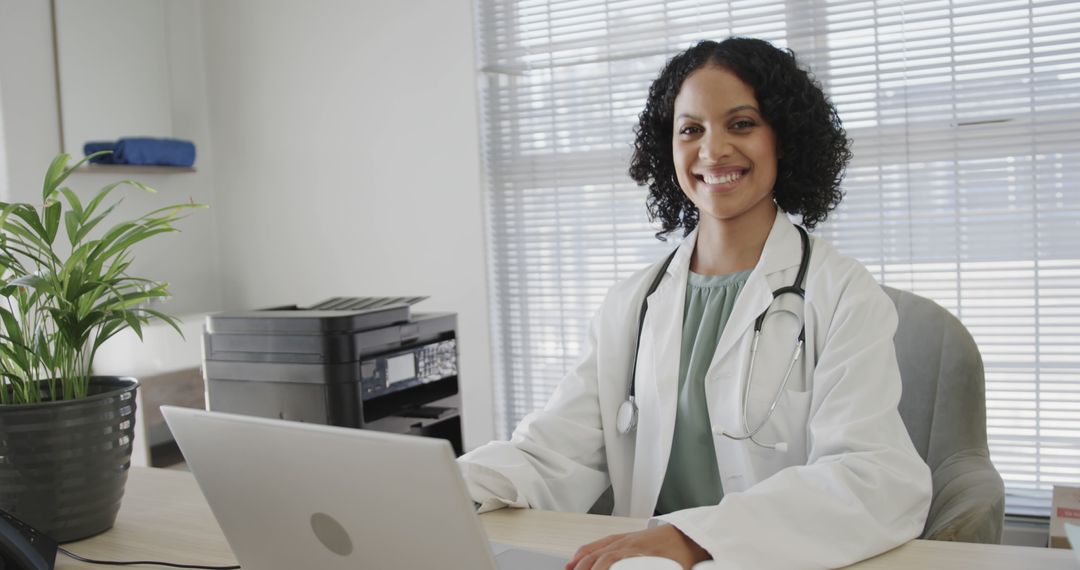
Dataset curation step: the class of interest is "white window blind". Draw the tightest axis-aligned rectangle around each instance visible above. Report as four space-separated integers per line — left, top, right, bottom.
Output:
476 0 1080 516
0 86 7 201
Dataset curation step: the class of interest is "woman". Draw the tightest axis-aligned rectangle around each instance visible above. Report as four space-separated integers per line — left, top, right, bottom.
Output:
459 38 932 570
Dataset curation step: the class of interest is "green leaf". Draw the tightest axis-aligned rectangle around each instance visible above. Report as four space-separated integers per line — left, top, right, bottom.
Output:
9 274 50 291
0 254 19 273
43 199 61 245
137 202 204 221
91 320 124 353
141 308 184 338
72 203 118 244
42 154 70 200
100 258 133 283
0 307 24 346
0 368 30 393
81 150 112 166
25 287 45 311
3 223 52 256
58 187 84 218
64 210 81 247
93 220 137 252
43 153 101 200
82 181 127 219
100 227 177 261
10 203 50 243
63 241 95 276
0 239 52 270
62 266 84 301
0 202 21 229
44 306 82 347
123 312 144 340
74 280 103 299
94 288 157 312
70 310 106 344
126 180 157 194
33 329 53 370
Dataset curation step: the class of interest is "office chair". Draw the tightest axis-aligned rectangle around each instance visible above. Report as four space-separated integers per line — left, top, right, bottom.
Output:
882 285 1005 544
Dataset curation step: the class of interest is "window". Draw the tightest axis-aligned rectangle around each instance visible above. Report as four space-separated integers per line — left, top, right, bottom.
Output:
476 0 1080 516
0 80 7 201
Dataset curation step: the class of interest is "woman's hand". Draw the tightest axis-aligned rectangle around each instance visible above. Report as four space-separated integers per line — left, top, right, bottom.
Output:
565 524 711 569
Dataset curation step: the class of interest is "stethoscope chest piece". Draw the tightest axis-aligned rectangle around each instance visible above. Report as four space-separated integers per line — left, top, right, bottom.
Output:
616 397 637 434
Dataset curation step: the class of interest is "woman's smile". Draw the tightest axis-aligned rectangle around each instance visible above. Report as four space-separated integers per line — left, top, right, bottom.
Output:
694 166 749 190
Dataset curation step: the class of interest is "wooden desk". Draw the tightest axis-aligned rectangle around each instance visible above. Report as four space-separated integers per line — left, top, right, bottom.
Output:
58 467 1075 569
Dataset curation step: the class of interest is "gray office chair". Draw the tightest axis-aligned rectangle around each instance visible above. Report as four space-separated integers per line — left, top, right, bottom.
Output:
882 285 1005 544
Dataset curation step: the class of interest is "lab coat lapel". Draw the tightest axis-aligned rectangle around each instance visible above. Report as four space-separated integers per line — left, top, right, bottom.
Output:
705 212 804 376
628 231 695 517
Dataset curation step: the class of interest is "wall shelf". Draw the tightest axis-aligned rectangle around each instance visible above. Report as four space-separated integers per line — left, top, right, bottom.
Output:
76 165 196 174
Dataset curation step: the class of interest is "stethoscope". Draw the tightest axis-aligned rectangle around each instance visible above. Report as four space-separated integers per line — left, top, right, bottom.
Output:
615 225 811 453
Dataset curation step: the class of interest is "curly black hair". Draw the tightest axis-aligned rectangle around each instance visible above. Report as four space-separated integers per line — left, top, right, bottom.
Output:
629 37 852 238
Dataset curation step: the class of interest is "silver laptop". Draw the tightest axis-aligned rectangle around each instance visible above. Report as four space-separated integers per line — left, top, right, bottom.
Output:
161 406 568 570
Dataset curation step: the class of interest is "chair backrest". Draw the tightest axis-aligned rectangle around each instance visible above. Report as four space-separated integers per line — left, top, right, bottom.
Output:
883 285 985 465
881 285 1004 543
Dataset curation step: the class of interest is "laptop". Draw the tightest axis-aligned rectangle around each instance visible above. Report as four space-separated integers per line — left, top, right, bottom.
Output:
161 406 568 570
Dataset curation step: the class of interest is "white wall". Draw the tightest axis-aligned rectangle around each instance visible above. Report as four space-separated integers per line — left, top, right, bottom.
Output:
200 0 494 448
0 0 62 200
0 0 222 317
54 0 174 155
0 0 494 448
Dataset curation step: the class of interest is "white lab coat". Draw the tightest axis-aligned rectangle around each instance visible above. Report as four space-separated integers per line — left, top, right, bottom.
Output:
459 211 932 569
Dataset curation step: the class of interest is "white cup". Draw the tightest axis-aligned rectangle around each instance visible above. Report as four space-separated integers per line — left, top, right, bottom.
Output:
609 556 682 570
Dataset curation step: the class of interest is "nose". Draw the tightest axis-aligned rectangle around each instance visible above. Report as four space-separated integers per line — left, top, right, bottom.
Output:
699 129 733 162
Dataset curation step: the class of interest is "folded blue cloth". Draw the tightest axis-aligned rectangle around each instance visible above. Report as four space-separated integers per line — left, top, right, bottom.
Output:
83 138 196 167
84 141 117 164
113 137 196 167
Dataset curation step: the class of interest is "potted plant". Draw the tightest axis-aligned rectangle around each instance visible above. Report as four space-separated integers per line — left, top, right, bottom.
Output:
0 153 204 541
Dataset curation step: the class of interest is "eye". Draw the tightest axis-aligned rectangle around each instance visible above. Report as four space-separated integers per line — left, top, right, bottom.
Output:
730 119 757 131
677 125 703 136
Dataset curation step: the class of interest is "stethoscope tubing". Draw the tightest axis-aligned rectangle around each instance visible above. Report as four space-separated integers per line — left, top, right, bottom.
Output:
725 334 802 446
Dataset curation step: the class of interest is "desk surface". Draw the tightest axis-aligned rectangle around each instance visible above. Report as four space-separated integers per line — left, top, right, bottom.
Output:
58 467 1075 569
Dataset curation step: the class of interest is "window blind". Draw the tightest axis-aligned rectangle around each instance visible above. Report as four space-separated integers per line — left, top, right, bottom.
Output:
0 96 7 200
476 0 1080 516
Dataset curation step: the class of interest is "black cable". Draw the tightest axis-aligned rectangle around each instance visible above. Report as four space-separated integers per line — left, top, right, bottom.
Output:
59 546 241 569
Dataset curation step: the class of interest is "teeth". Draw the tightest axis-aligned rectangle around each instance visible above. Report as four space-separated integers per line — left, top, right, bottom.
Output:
702 170 744 185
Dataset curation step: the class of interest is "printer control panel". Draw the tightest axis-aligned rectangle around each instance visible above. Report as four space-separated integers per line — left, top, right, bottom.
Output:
360 339 458 399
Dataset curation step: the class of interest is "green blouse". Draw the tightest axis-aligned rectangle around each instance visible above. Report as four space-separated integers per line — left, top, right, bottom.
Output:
655 268 751 515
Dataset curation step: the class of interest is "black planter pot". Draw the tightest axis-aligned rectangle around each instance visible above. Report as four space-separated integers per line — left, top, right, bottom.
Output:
0 376 138 543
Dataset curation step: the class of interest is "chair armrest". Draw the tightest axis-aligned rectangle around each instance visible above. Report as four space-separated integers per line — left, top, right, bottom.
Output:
923 449 1005 543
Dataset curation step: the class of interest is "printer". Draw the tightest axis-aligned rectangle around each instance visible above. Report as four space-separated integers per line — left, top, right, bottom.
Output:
202 297 462 454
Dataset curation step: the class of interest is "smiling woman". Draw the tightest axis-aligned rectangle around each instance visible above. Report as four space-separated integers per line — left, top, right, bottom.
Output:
479 0 1080 535
461 37 932 570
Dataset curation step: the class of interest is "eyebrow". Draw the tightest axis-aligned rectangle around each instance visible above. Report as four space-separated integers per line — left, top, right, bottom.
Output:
676 105 761 121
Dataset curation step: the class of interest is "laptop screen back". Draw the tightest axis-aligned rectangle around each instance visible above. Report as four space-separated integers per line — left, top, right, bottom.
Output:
162 406 498 570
